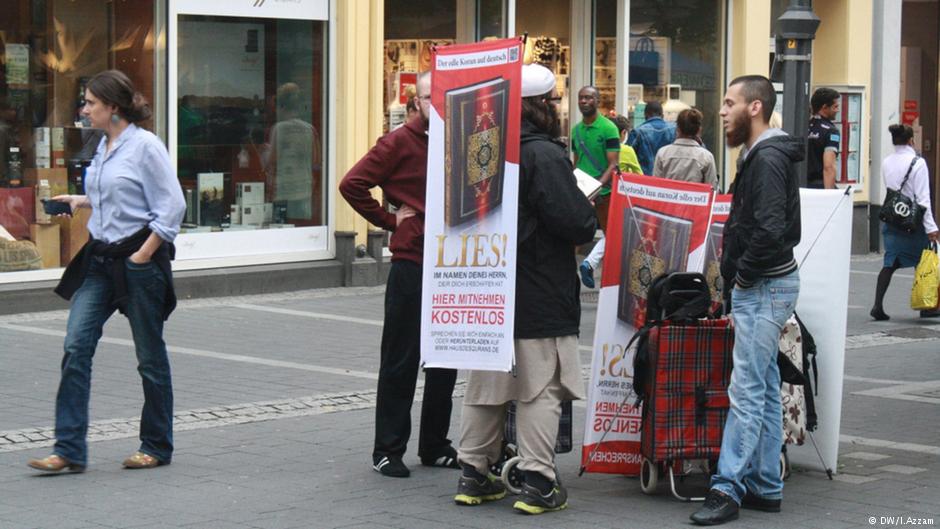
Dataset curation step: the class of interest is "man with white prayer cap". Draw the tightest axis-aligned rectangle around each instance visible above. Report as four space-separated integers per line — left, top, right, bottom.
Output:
453 63 597 515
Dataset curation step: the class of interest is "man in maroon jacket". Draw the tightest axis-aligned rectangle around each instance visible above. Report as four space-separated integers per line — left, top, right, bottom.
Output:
340 72 458 478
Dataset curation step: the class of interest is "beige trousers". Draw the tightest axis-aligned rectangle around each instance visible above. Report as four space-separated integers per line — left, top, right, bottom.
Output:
457 361 566 482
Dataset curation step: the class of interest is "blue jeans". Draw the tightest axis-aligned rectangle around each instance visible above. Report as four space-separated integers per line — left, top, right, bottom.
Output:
54 257 173 466
711 270 799 503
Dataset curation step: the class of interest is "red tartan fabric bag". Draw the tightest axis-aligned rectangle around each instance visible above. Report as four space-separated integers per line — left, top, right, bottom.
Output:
639 318 734 462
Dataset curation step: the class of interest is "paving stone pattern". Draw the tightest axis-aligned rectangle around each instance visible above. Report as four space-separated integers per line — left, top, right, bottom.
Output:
0 256 936 528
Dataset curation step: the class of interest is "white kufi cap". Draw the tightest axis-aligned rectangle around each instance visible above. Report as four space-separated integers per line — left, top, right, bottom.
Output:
521 63 556 98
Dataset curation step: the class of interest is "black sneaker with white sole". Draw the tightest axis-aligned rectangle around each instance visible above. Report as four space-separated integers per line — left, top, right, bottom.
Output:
373 455 410 478
512 482 568 514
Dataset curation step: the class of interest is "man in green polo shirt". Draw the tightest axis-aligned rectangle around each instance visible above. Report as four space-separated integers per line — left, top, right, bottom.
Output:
572 85 620 289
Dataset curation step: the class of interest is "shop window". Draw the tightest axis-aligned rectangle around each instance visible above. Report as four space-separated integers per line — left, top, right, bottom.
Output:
0 0 156 274
175 15 326 231
628 0 724 154
383 1 457 132
831 90 863 186
517 0 572 139
477 0 507 40
594 0 617 117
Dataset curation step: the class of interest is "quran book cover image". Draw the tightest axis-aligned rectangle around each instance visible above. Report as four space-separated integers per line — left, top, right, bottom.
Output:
703 221 725 307
617 206 692 328
444 77 509 227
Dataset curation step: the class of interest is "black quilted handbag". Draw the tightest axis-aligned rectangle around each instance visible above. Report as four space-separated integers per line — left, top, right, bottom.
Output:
879 156 925 234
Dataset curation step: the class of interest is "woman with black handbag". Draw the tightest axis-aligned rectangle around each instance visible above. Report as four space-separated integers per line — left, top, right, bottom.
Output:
870 124 939 320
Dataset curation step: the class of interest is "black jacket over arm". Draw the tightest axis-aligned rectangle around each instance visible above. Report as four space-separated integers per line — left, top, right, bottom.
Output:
515 120 598 339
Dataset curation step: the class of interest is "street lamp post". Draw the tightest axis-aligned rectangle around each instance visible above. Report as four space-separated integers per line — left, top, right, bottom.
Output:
772 0 821 187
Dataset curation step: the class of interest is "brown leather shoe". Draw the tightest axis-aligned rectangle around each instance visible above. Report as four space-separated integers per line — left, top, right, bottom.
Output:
27 454 85 473
122 451 163 469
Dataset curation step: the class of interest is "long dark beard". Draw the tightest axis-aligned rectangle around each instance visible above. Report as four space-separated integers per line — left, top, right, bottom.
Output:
725 112 751 148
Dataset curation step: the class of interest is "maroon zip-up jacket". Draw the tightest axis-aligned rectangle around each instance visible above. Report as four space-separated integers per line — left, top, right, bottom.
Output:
340 117 427 264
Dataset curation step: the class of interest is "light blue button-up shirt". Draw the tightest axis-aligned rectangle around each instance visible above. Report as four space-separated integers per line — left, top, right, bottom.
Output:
85 124 186 244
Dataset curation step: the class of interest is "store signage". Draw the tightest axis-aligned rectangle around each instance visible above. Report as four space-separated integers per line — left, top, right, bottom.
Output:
902 111 919 126
398 72 417 104
904 100 918 112
173 0 327 21
420 38 523 372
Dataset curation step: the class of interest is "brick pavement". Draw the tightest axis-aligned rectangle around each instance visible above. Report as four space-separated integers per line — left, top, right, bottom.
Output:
0 256 937 528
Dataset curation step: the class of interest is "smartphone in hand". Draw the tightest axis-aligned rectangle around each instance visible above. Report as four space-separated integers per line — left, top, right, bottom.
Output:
41 199 72 216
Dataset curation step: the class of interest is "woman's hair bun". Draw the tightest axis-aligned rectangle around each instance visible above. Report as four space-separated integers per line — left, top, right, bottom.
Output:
888 123 914 146
127 92 152 123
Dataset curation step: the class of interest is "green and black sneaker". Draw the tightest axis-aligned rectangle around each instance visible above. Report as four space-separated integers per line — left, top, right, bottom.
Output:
512 481 568 514
453 472 507 506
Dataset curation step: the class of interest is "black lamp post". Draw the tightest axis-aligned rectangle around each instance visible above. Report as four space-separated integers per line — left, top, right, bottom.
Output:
771 0 821 187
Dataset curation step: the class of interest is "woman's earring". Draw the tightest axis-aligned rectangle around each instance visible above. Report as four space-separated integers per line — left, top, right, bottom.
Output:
111 113 120 124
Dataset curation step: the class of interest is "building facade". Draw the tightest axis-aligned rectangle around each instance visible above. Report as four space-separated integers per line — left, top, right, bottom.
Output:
0 0 930 304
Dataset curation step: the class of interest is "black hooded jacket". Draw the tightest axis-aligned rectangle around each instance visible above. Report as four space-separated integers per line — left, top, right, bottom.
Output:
720 133 804 288
516 120 598 338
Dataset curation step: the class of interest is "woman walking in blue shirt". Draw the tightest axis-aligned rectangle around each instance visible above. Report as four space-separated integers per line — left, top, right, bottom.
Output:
27 70 186 473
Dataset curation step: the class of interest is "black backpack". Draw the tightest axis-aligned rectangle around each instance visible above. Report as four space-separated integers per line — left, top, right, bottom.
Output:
644 272 712 323
631 272 712 406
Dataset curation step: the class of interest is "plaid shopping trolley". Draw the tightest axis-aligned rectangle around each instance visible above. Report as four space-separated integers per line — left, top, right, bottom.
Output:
637 317 734 500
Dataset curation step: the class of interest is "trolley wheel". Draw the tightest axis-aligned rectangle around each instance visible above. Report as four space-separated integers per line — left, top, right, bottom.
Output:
500 455 524 495
780 451 791 481
640 457 659 494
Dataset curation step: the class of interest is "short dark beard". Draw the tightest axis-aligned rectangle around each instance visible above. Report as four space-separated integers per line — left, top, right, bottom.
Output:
725 111 751 148
522 96 561 139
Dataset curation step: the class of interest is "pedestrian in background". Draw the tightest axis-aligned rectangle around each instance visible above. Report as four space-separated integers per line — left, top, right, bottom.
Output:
806 87 840 189
870 124 940 321
692 75 802 525
572 86 619 290
627 100 677 176
612 114 642 175
454 64 596 515
28 70 186 473
340 72 459 478
653 108 718 189
579 115 640 290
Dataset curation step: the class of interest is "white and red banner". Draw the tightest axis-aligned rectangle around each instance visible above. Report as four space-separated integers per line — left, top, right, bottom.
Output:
420 38 523 371
582 174 715 474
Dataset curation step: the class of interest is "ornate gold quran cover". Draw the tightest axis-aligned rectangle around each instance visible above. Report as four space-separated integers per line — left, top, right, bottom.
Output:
617 206 692 328
703 221 725 306
444 77 509 227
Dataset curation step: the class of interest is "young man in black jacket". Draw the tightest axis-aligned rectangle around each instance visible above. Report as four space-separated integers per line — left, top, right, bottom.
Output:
691 75 802 526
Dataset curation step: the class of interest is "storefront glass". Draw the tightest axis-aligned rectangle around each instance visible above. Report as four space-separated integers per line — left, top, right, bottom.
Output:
383 0 457 132
627 0 724 156
594 0 618 116
0 0 156 274
478 0 507 40
176 15 326 230
517 0 572 138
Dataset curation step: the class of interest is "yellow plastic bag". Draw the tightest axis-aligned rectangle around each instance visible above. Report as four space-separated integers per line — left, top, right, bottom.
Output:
911 245 939 310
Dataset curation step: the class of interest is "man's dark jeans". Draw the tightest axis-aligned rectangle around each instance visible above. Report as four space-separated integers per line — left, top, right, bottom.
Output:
374 260 457 462
53 257 174 466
